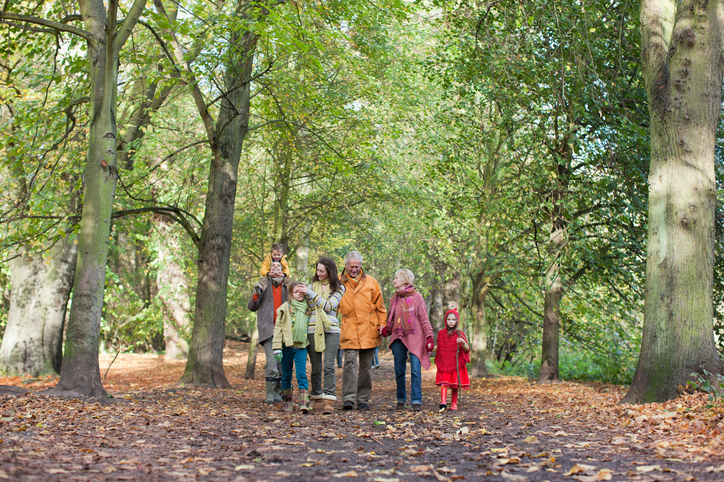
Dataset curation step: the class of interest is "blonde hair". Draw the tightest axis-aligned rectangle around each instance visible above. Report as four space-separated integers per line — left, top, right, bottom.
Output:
394 268 415 286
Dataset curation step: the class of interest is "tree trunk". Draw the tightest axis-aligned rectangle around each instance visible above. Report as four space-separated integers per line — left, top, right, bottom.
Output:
443 269 461 311
623 0 724 403
0 239 78 376
180 23 261 388
48 0 145 399
429 261 446 331
245 322 259 379
468 274 489 377
429 286 444 332
296 232 310 279
538 264 563 383
272 143 292 248
155 216 191 360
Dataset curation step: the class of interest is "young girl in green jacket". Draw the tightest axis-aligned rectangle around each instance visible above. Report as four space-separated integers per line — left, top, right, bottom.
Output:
273 282 310 413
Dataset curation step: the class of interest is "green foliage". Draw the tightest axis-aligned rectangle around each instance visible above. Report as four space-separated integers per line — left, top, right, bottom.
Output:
687 371 724 408
490 344 636 386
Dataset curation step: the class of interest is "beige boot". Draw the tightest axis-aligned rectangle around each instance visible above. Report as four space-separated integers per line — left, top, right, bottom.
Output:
311 395 323 412
322 394 336 415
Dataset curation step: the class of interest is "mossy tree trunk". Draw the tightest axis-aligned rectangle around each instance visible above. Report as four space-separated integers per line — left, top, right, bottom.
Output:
623 0 724 403
0 239 77 376
49 0 146 398
174 3 266 387
468 271 489 377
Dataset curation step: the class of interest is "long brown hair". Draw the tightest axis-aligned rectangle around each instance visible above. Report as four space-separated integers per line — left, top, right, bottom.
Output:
313 257 342 294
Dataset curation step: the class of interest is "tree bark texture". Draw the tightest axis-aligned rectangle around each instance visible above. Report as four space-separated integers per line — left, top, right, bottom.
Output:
51 0 145 398
180 24 261 388
0 239 78 376
443 270 461 312
623 0 724 403
469 274 489 377
538 268 563 383
155 216 191 360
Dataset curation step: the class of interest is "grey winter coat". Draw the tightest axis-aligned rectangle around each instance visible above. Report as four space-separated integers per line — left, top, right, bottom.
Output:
247 276 292 344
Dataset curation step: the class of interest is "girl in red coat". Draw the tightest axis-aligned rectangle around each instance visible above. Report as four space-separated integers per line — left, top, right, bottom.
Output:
435 309 470 411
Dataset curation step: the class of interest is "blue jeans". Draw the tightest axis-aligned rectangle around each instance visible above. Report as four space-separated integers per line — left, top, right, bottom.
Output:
373 346 379 367
390 339 421 405
281 346 308 391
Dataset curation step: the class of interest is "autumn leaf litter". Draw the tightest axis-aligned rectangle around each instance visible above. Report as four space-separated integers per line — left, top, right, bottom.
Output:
1 342 723 480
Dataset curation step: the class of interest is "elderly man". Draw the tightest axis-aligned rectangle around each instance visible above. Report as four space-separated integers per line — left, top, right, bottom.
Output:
338 251 387 410
248 261 291 404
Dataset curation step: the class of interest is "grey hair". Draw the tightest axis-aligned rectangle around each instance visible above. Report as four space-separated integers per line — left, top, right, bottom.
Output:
395 268 415 286
344 251 364 265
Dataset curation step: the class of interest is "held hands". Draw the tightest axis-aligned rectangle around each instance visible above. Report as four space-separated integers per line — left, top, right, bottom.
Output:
273 350 282 362
380 326 390 338
426 337 434 352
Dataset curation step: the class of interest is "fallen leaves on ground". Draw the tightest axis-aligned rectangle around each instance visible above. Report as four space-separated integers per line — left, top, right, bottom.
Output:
0 341 723 480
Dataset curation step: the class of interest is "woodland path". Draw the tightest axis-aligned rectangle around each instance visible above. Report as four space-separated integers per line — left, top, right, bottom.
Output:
1 341 723 481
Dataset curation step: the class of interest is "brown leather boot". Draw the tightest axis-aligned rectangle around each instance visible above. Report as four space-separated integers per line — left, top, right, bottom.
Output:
311 396 323 412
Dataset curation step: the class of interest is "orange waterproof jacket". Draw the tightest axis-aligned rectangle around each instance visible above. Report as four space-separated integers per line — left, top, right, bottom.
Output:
338 269 387 350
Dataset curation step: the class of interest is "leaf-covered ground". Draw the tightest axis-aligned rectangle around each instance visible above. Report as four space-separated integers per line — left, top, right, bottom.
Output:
1 341 724 481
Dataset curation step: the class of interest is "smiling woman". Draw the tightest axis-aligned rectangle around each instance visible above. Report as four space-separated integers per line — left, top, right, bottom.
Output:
305 257 345 414
380 268 434 412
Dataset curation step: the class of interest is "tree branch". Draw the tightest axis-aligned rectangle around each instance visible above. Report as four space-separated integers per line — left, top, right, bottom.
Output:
112 207 201 248
114 0 148 51
0 11 94 43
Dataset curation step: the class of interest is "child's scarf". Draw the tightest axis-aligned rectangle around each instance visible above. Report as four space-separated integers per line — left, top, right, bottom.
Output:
386 285 417 335
290 299 308 344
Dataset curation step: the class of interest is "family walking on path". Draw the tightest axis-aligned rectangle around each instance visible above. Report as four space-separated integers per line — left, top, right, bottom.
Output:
248 247 470 412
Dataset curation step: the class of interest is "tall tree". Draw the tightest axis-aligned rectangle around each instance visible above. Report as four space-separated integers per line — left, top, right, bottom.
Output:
155 0 270 387
623 0 724 403
0 25 84 376
1 0 146 396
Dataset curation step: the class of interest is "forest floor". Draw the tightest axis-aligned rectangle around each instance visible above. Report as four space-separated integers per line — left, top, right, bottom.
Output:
1 341 724 481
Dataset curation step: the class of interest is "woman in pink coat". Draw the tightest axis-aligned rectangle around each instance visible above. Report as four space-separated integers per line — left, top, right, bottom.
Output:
380 269 434 411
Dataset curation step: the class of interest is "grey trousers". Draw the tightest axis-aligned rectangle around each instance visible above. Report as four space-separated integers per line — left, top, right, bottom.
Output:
342 348 375 405
307 332 340 398
261 337 281 380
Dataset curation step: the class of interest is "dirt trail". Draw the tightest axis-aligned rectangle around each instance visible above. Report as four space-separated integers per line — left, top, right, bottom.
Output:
1 342 723 481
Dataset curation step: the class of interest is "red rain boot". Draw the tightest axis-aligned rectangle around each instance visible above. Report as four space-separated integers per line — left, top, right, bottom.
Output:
450 389 459 411
439 386 448 411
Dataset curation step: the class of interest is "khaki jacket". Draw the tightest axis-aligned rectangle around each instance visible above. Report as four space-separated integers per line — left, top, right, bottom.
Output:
338 269 387 350
272 302 309 350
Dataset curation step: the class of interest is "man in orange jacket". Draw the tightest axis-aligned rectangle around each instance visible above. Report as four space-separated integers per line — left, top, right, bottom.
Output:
338 251 387 410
